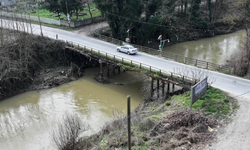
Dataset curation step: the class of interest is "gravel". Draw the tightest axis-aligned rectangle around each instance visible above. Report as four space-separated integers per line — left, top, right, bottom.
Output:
205 95 250 150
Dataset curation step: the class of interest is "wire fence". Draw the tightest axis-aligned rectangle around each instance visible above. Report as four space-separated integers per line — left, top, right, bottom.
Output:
96 34 235 74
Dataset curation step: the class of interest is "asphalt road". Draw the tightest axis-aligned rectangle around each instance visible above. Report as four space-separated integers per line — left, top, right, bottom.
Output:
1 19 250 99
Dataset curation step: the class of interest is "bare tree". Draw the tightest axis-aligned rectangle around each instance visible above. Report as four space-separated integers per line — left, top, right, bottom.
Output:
86 0 93 19
173 67 216 85
52 113 88 150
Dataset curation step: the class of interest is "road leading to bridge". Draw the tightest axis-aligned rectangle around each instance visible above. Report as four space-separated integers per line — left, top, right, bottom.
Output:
1 19 250 99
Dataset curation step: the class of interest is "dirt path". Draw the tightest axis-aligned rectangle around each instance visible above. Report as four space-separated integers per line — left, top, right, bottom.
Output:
73 21 108 36
205 96 250 150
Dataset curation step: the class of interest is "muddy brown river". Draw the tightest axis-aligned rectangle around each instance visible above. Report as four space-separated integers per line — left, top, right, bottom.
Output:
164 30 246 64
0 30 246 150
0 68 146 150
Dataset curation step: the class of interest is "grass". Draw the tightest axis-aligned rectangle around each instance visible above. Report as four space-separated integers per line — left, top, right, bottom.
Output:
172 87 238 118
23 4 101 21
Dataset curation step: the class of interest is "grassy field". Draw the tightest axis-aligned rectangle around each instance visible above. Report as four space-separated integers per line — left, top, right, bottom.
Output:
25 3 101 21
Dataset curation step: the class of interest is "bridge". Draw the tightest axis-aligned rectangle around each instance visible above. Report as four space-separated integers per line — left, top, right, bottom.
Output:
66 46 196 98
1 19 250 99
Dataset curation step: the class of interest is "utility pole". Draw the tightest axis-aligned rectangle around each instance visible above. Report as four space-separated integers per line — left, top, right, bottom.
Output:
158 35 170 57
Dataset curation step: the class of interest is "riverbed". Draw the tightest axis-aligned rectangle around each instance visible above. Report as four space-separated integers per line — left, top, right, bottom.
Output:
0 68 146 150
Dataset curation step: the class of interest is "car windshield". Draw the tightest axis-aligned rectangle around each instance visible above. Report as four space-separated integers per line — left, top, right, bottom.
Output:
128 46 134 49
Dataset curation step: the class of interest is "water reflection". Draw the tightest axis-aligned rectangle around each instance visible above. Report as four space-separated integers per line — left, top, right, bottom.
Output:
0 68 145 150
164 30 246 64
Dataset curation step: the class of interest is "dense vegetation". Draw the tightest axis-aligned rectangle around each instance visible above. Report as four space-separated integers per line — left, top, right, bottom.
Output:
94 0 250 46
0 28 97 101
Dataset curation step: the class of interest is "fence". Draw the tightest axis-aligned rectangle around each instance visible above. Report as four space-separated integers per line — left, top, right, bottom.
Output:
1 11 104 27
65 40 198 87
1 11 61 25
96 34 234 74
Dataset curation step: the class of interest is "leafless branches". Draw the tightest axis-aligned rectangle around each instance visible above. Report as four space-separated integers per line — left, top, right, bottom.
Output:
52 113 88 150
173 67 216 85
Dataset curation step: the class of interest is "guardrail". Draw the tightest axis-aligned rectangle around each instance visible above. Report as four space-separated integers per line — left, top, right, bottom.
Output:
96 34 234 74
64 40 198 86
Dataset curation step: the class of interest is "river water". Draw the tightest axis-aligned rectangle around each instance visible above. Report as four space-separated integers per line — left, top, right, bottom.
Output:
0 68 146 150
164 30 246 65
0 30 246 150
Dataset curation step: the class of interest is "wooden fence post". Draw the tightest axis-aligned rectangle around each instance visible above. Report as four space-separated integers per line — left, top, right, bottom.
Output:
127 96 131 150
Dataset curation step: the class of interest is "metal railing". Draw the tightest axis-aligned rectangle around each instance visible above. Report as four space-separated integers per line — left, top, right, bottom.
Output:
65 40 198 86
96 34 234 74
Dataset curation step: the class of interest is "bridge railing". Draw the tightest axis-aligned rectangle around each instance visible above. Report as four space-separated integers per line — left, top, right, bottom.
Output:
95 34 233 74
65 40 198 85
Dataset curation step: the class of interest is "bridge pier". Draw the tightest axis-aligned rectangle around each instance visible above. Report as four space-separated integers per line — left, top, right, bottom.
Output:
157 79 159 98
99 59 103 80
118 67 120 74
107 63 110 77
172 84 175 93
167 82 170 94
162 81 165 97
151 77 154 97
113 65 115 75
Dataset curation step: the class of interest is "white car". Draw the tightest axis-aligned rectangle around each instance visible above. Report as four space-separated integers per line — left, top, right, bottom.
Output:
117 45 138 55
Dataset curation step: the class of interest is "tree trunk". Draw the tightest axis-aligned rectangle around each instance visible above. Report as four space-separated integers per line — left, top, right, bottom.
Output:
87 1 93 19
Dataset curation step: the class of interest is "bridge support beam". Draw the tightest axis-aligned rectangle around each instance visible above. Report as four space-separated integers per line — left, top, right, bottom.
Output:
172 84 175 93
107 63 109 77
151 77 154 97
167 82 170 94
118 67 120 74
162 81 165 97
157 79 159 98
113 65 115 75
99 60 103 80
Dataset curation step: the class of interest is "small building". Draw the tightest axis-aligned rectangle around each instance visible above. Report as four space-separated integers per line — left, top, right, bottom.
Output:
0 0 16 7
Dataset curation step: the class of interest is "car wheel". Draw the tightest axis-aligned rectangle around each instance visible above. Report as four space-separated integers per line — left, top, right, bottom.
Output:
117 49 120 52
127 51 130 55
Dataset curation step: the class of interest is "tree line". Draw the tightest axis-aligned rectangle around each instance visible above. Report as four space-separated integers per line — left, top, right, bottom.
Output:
44 0 93 20
94 0 250 46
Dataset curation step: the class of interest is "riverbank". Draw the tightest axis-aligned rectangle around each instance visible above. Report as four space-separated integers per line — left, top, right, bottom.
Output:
0 29 99 101
68 87 238 150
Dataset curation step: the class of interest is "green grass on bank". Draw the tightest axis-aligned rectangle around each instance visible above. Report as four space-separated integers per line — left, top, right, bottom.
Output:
172 87 238 118
23 4 101 21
